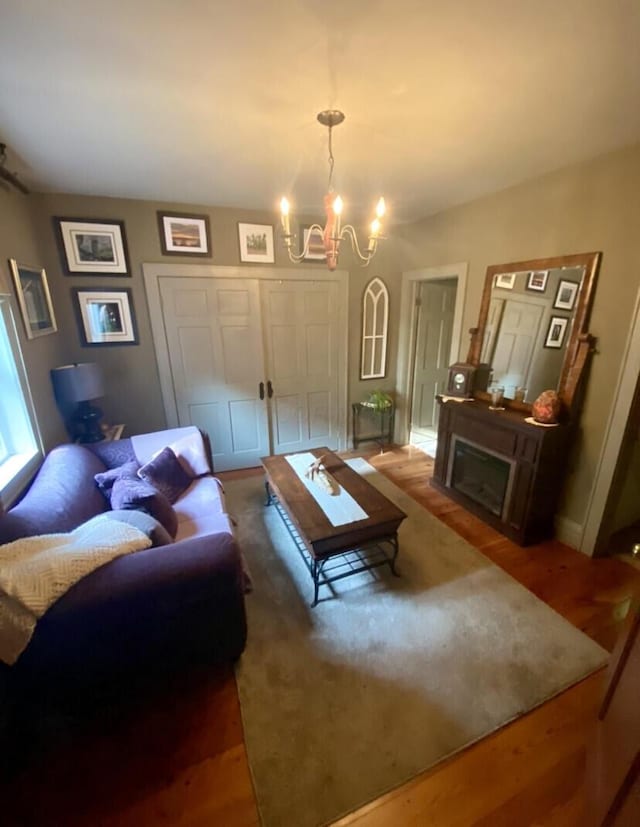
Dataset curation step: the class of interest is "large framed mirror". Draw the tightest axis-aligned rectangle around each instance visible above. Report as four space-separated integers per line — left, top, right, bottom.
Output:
467 251 602 413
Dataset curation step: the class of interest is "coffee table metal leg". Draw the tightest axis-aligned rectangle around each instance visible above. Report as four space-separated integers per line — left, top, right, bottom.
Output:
264 480 273 506
311 559 321 607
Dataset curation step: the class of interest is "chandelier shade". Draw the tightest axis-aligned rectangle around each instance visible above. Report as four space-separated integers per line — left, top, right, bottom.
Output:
279 110 386 270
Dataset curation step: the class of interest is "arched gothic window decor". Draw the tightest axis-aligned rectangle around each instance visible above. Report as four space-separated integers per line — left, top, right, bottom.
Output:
361 277 389 379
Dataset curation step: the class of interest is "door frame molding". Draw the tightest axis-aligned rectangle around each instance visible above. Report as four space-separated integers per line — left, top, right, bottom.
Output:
580 287 640 555
142 262 350 451
396 262 468 444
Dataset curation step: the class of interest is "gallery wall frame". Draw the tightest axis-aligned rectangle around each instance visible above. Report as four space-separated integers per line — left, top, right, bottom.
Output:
544 315 569 349
494 272 516 289
157 211 211 257
301 224 326 261
527 269 549 292
72 287 138 347
55 217 130 276
238 222 275 264
554 279 579 311
9 258 57 339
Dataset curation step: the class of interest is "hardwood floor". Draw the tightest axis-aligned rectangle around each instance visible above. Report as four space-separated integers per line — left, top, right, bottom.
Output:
2 446 639 826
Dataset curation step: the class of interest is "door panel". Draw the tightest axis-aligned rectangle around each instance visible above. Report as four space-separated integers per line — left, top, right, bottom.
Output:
262 281 339 454
160 277 269 470
491 299 544 394
411 280 457 435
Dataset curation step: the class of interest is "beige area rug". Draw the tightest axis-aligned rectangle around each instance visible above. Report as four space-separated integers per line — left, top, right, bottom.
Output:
230 459 608 827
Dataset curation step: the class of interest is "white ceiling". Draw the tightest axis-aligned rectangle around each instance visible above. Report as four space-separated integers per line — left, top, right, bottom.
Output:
1 1 639 222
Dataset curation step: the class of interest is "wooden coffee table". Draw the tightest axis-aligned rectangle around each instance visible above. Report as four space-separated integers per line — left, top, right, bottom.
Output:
261 448 406 606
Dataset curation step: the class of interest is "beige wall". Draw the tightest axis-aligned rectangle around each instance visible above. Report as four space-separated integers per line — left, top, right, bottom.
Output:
0 188 67 450
8 141 640 535
396 142 640 528
30 194 387 436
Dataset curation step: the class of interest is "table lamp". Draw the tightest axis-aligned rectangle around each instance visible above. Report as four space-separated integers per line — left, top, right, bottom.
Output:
51 362 105 442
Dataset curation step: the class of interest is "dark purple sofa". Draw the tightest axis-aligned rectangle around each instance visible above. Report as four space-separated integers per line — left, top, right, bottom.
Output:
0 429 247 696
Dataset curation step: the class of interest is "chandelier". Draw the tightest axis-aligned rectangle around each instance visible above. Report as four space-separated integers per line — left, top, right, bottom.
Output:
279 110 386 270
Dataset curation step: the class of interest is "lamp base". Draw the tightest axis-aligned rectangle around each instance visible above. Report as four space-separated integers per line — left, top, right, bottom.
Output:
74 401 104 443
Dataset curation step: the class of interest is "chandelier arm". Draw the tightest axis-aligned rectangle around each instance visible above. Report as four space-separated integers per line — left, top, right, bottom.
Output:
284 223 325 263
339 224 375 265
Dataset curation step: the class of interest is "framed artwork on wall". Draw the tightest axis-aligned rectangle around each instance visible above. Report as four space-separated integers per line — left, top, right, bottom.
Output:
55 217 130 275
527 270 549 292
238 222 275 263
9 259 57 339
157 211 211 256
553 279 579 311
72 287 138 346
301 225 326 261
544 315 568 349
494 272 516 289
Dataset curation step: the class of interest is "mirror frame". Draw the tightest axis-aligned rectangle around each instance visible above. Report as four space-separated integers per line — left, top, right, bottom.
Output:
467 251 602 414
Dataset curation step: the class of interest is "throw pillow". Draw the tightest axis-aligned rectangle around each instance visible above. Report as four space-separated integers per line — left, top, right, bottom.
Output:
103 509 173 547
137 447 193 504
110 477 178 539
94 460 140 496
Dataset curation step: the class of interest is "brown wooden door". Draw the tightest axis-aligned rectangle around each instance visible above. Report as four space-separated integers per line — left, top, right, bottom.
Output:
587 606 640 825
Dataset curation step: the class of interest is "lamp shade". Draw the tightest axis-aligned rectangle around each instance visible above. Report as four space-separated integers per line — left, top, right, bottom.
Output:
51 362 105 404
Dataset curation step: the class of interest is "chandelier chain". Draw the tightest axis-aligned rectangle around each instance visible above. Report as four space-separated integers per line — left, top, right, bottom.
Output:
327 125 335 192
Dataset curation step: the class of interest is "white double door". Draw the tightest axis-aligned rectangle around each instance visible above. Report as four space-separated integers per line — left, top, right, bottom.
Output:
159 276 342 470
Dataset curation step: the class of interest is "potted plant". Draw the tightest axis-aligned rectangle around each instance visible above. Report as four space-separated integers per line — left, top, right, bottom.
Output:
365 390 393 411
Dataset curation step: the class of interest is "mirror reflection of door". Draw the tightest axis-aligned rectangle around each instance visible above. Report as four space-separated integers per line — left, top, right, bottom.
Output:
490 297 546 395
410 278 457 451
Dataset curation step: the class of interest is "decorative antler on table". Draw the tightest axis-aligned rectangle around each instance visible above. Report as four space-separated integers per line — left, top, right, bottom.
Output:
305 454 339 496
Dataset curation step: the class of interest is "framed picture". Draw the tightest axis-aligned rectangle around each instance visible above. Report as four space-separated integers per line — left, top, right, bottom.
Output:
55 218 130 275
544 315 569 349
301 225 326 261
9 259 57 339
527 270 549 292
238 222 275 264
495 273 516 289
553 279 579 311
157 211 211 256
72 287 138 347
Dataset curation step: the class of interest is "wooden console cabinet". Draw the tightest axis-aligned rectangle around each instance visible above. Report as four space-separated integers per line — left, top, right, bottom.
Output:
431 397 571 545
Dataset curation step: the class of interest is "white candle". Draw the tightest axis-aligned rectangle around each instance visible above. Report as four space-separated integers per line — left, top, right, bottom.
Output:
280 197 291 236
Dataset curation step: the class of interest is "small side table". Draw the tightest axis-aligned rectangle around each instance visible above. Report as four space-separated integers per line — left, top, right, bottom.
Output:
352 402 394 450
102 424 125 441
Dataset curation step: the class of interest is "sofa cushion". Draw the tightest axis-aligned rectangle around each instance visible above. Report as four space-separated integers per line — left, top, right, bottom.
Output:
173 476 226 525
94 460 140 495
137 447 192 504
110 478 178 539
103 510 173 547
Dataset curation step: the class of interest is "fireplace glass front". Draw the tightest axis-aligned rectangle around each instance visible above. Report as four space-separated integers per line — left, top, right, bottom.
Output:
449 437 513 518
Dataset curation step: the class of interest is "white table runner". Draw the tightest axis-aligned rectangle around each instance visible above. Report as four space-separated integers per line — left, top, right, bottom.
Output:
285 453 368 527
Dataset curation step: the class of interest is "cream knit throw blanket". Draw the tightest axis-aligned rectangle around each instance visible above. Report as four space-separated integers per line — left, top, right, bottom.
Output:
0 514 151 665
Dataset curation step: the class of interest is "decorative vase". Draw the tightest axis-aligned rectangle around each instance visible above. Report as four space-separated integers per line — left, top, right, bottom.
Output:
532 389 561 424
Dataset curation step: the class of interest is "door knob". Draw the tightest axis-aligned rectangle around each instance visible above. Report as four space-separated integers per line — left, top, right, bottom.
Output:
267 380 274 399
259 381 265 400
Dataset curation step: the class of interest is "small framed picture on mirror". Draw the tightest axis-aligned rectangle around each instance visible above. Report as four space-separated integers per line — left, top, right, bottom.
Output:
494 272 515 289
527 270 549 292
544 315 568 349
553 279 579 311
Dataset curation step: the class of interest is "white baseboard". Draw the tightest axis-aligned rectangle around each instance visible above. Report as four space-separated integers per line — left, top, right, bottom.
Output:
554 515 584 552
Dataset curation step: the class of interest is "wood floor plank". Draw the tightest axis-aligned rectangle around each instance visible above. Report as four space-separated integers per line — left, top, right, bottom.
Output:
2 445 639 827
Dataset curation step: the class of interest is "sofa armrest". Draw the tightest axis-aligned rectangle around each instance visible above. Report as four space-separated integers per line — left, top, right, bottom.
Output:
15 532 247 685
